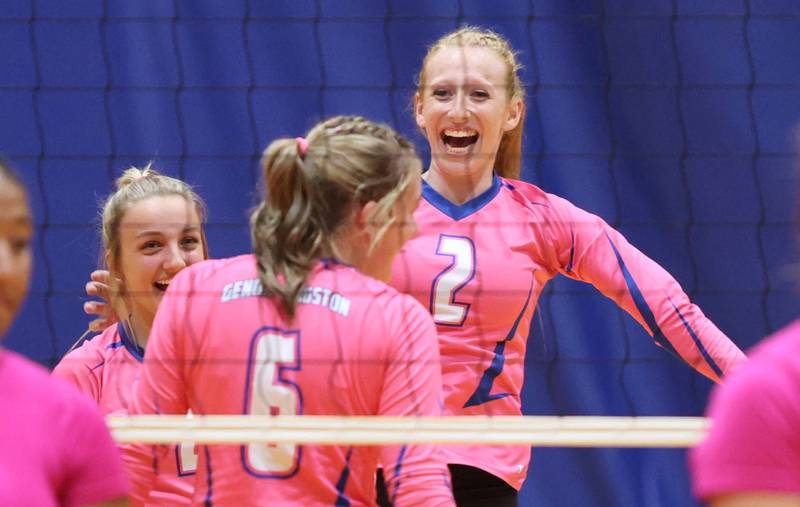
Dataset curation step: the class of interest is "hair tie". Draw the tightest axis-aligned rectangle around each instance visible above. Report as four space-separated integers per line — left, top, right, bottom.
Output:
295 137 309 158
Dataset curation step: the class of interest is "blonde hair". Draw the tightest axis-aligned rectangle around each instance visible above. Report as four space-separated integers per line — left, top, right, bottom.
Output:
101 164 209 270
251 115 421 318
416 26 526 179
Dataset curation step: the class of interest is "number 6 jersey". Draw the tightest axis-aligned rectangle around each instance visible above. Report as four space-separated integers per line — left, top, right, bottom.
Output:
389 175 747 490
131 255 455 507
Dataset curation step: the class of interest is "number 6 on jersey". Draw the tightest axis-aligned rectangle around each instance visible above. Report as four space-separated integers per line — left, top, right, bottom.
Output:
431 235 476 326
242 328 302 477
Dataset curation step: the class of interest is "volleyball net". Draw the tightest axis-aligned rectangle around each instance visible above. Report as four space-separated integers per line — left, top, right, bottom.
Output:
4 3 799 504
108 414 708 448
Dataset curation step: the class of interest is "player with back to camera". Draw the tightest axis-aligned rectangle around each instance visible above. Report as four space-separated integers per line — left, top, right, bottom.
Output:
690 155 800 506
53 166 209 506
0 158 130 507
128 116 456 506
385 26 748 506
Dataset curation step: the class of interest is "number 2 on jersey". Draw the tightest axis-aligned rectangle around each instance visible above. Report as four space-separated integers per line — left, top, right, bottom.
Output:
431 235 476 326
243 328 302 478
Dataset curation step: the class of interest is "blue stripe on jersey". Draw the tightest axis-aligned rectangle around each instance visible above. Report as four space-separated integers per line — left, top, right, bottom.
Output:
421 173 502 221
566 229 575 273
668 297 724 378
463 277 534 408
334 447 354 507
105 341 123 350
604 234 680 358
117 322 145 363
204 446 213 507
388 445 408 506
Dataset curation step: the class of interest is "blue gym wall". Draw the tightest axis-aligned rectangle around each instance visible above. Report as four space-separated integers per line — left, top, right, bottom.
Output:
2 1 800 505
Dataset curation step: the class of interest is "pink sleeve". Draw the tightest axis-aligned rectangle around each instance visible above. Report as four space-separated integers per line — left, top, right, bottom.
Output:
52 347 101 403
60 392 129 507
128 270 193 505
544 195 745 382
690 360 800 498
378 296 455 507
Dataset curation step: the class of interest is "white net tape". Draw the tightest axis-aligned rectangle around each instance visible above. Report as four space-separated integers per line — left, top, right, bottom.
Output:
109 415 709 448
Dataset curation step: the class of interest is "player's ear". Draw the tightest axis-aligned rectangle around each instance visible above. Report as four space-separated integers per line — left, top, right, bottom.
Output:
414 92 426 129
503 97 524 132
355 200 378 232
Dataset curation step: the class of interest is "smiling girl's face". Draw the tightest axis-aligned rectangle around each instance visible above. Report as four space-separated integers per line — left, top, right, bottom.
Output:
113 195 205 329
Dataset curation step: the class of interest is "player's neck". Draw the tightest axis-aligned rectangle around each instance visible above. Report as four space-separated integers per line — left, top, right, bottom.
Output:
127 313 151 350
424 166 494 205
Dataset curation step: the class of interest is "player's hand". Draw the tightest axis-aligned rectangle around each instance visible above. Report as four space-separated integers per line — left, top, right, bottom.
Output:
83 270 123 331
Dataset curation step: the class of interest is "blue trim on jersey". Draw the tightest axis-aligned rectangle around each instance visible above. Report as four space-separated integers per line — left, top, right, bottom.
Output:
320 257 352 269
105 341 123 350
668 298 724 378
566 229 575 273
421 174 502 221
117 322 144 363
333 447 354 507
604 234 680 358
90 360 105 371
389 445 408 506
463 277 534 408
204 446 213 507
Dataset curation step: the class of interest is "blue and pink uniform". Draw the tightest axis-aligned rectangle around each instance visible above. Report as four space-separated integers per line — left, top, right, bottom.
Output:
131 255 455 506
390 175 747 489
53 323 195 506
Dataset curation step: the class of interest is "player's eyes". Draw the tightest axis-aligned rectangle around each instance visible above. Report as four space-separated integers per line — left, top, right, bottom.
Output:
181 236 200 248
10 233 32 254
141 240 161 251
432 89 451 99
471 90 489 100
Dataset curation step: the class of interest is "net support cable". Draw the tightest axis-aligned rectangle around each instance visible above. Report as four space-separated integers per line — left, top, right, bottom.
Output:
108 415 709 448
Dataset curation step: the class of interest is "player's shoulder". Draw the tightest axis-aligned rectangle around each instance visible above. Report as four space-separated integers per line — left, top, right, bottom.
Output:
54 324 119 371
176 254 256 286
499 177 571 214
501 177 598 225
332 264 427 318
3 350 100 412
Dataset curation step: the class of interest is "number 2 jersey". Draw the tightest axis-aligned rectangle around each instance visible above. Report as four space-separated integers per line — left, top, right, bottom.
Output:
52 323 196 506
130 255 455 507
390 175 747 490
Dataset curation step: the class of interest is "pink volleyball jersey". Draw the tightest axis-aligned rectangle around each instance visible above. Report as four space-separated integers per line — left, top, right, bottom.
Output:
0 348 129 506
690 318 800 499
53 323 196 506
390 175 747 489
130 255 455 507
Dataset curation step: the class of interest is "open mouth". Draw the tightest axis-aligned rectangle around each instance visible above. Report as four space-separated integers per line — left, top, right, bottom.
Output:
441 128 479 153
154 280 171 292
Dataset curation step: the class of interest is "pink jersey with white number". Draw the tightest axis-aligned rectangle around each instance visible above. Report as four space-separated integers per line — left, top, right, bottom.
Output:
690 319 800 499
390 175 746 489
53 323 195 506
0 349 129 506
131 255 455 507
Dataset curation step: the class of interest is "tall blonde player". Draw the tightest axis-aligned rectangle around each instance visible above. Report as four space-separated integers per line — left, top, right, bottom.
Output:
130 116 455 506
53 167 208 506
388 26 747 505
